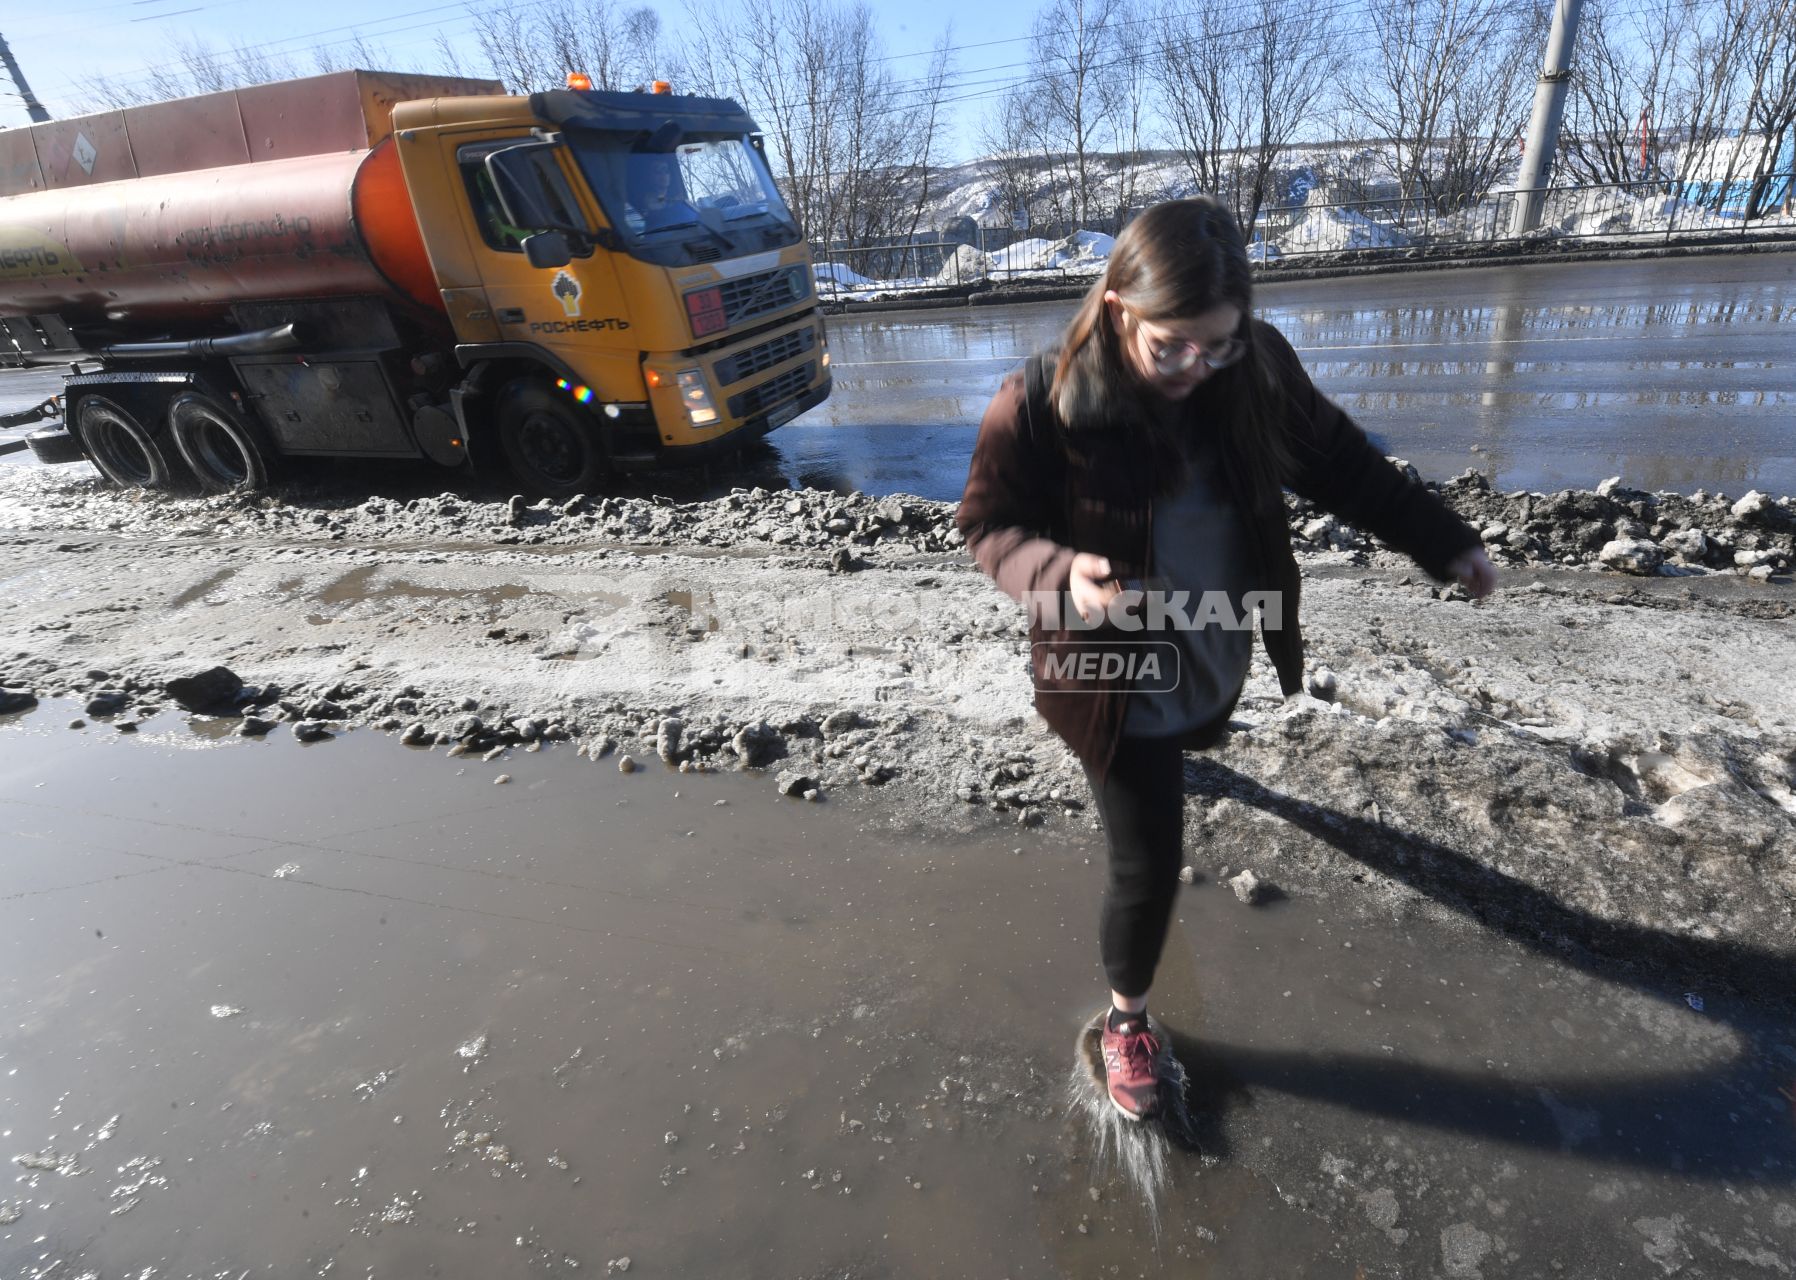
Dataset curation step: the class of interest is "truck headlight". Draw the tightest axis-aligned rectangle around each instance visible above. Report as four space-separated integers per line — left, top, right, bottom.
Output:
675 368 718 427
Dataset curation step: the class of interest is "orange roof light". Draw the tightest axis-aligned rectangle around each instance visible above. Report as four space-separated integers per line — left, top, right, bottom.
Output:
651 80 672 95
567 72 594 90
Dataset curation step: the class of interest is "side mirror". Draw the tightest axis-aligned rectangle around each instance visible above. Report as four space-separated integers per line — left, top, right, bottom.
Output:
487 145 556 230
522 230 572 269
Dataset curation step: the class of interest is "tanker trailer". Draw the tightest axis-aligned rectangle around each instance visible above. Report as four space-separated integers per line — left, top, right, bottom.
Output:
0 70 831 496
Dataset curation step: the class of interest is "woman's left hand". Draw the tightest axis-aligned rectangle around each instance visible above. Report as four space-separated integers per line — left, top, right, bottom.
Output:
1446 546 1499 599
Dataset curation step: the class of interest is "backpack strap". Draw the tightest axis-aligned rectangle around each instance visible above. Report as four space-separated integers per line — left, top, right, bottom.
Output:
1019 351 1074 542
1023 349 1084 463
1021 351 1053 448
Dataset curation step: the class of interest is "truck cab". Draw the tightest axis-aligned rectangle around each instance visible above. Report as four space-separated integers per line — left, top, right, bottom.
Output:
395 85 831 492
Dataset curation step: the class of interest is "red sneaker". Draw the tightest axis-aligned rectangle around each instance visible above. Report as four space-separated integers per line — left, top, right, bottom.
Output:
1099 1014 1163 1120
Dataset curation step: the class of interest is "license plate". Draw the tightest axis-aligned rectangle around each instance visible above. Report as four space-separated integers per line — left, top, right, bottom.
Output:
766 401 801 428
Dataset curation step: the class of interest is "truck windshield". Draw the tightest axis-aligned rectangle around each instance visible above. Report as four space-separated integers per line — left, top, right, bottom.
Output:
569 132 799 258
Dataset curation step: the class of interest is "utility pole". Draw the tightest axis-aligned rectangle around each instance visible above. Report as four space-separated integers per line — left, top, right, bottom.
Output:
1509 0 1583 237
0 32 51 124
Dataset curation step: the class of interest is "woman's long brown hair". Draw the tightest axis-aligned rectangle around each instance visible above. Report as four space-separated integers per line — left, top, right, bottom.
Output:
1050 196 1292 511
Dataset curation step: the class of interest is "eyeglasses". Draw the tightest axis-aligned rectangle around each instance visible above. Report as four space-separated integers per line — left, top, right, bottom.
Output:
1120 302 1247 375
1147 335 1245 376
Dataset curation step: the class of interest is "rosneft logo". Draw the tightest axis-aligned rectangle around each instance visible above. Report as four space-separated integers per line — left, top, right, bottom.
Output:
0 230 81 277
551 270 582 318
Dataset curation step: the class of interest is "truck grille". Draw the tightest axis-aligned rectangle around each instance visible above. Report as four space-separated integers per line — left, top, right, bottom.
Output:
719 265 809 327
728 362 815 420
714 327 815 386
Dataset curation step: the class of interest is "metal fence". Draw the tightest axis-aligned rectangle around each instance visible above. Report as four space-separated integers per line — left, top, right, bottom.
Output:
1252 172 1796 259
810 218 1123 292
811 173 1796 294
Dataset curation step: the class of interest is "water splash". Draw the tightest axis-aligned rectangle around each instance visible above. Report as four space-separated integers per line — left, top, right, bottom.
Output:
108 1154 167 1215
210 1004 244 1019
83 1114 120 1149
455 1034 490 1070
12 1148 83 1177
1065 1011 1199 1238
353 1069 397 1102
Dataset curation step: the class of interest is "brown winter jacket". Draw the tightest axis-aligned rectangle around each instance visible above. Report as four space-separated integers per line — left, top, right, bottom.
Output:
956 319 1482 786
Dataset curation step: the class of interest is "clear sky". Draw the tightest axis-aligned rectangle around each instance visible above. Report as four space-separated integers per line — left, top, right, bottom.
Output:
0 0 1014 156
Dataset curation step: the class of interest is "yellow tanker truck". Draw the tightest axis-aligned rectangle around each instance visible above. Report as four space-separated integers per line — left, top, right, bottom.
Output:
0 70 831 496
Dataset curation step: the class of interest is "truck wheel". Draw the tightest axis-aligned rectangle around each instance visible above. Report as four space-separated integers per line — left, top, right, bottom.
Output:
25 427 85 466
169 393 277 493
76 396 191 492
496 381 610 498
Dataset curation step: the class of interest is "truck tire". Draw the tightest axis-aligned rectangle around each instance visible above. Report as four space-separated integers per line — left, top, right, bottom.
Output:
76 396 191 493
169 392 277 493
25 427 85 465
495 380 610 499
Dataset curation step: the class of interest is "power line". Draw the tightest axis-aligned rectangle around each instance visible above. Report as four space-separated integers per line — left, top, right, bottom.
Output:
30 0 1652 155
693 0 1606 141
40 0 1355 102
43 0 1355 126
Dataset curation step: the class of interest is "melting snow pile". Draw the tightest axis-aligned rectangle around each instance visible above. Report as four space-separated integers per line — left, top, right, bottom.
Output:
933 243 989 285
813 262 874 289
1558 191 1738 239
816 229 1118 295
1284 190 1412 252
987 230 1116 276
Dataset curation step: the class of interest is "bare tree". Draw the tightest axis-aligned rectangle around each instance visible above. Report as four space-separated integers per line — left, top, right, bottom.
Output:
1242 0 1340 222
693 0 843 239
1152 0 1339 231
1559 0 1690 185
1665 0 1759 201
312 34 396 75
678 0 952 247
1738 0 1796 215
70 36 299 109
1027 0 1130 227
471 0 557 93
893 34 957 245
1343 0 1540 218
468 0 664 92
1153 2 1235 209
432 32 469 78
621 7 665 85
1431 5 1545 210
979 89 1050 230
1106 49 1149 226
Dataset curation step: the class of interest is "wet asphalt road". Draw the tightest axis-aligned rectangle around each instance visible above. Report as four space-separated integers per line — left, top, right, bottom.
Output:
3 252 1795 500
799 252 1796 500
4 705 1792 1277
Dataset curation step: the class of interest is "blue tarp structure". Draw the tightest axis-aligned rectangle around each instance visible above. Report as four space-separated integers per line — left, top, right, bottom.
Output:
1678 132 1796 216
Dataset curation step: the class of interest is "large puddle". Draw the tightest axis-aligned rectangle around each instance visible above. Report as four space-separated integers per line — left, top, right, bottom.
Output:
2 704 1793 1276
801 254 1796 501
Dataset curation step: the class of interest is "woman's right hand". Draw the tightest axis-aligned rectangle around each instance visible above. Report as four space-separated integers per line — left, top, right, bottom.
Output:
1069 552 1122 623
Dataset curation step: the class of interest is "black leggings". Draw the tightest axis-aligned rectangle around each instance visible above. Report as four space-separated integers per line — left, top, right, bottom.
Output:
1081 734 1190 998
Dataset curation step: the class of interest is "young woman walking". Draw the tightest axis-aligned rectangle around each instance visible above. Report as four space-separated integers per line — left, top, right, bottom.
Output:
956 197 1498 1120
